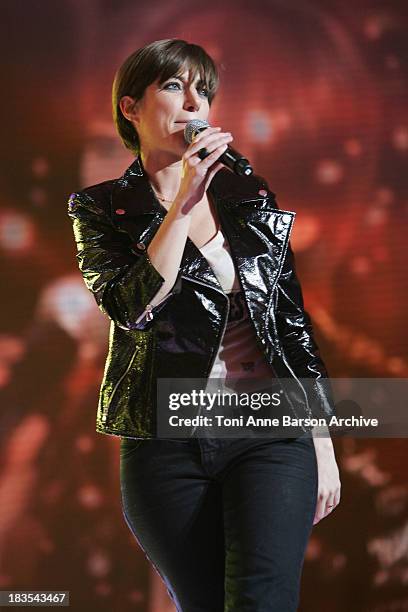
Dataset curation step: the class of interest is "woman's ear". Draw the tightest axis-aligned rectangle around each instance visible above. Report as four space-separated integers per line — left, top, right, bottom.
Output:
119 96 139 123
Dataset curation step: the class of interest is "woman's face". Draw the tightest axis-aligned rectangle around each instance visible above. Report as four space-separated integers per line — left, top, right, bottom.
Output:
122 66 211 158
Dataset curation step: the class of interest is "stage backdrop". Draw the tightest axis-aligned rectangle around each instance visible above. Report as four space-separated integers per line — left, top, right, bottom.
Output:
0 1 407 611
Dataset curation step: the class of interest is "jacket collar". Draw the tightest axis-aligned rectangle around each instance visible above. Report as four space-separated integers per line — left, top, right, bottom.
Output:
110 156 295 294
110 155 280 216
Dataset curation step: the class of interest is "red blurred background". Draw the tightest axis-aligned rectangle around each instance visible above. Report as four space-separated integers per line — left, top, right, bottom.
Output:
0 1 407 610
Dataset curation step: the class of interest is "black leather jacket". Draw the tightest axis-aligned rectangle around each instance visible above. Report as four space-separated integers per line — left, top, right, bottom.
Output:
68 156 336 439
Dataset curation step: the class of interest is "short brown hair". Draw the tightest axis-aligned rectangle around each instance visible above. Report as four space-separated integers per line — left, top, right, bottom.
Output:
112 38 220 156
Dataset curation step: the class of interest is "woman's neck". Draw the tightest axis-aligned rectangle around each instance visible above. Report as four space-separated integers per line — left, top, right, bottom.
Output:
140 150 183 202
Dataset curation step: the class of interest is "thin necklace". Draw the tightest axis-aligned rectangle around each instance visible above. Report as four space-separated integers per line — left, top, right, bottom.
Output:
151 184 175 203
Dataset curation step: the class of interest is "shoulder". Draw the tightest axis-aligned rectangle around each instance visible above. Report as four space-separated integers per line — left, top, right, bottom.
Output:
67 178 117 216
70 177 117 203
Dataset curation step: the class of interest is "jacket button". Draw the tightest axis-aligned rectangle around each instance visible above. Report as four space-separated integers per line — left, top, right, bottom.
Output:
135 242 146 251
115 208 126 215
258 189 268 196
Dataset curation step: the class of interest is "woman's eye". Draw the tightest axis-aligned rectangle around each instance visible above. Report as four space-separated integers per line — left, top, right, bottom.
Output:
165 82 209 97
165 81 182 90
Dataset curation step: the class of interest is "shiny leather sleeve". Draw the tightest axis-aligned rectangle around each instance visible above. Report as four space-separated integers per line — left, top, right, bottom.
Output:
67 190 166 331
275 239 337 419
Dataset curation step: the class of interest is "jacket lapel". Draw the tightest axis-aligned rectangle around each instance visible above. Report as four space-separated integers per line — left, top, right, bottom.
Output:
110 156 226 292
110 156 295 296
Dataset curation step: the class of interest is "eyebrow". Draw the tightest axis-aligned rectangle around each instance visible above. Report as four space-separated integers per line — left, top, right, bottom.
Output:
167 75 206 85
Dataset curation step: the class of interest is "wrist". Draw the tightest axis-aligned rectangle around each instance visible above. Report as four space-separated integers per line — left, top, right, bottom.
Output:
168 198 195 221
171 195 196 217
312 433 335 454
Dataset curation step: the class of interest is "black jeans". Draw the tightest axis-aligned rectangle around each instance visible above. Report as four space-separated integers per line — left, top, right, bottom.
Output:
120 435 318 612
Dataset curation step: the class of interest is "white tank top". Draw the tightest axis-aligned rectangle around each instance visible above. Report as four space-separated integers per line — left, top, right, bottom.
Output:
200 229 275 384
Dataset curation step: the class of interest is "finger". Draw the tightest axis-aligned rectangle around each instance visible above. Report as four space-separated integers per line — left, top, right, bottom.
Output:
313 494 326 524
188 142 228 166
187 132 233 158
198 131 232 150
186 136 232 161
333 488 341 507
191 126 221 144
200 143 229 165
325 494 336 514
187 146 227 178
193 126 221 139
313 510 322 525
185 142 228 173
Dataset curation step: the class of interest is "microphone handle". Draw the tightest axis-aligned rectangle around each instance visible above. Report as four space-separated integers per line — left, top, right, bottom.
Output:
197 144 253 177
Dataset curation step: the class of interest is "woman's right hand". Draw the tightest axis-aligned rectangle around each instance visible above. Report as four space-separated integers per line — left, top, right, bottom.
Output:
175 127 234 211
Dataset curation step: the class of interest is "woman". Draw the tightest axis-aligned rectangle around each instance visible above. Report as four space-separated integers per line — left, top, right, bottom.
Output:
68 39 341 612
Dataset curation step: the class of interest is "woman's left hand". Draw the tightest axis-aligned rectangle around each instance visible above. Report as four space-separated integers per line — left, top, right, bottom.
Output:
312 436 341 525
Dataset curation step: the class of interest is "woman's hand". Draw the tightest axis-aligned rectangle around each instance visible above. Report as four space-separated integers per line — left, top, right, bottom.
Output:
175 126 233 211
312 436 341 524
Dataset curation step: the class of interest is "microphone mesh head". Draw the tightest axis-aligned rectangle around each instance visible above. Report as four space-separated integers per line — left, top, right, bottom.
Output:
184 119 210 144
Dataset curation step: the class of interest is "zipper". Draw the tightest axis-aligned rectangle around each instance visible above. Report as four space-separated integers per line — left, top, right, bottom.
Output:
139 287 178 323
264 298 312 426
145 305 153 321
101 348 140 423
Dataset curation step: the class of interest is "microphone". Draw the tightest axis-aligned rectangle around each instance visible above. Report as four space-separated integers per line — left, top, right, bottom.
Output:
184 119 253 177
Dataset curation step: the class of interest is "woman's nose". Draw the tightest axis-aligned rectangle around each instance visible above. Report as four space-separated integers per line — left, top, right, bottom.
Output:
183 89 201 112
